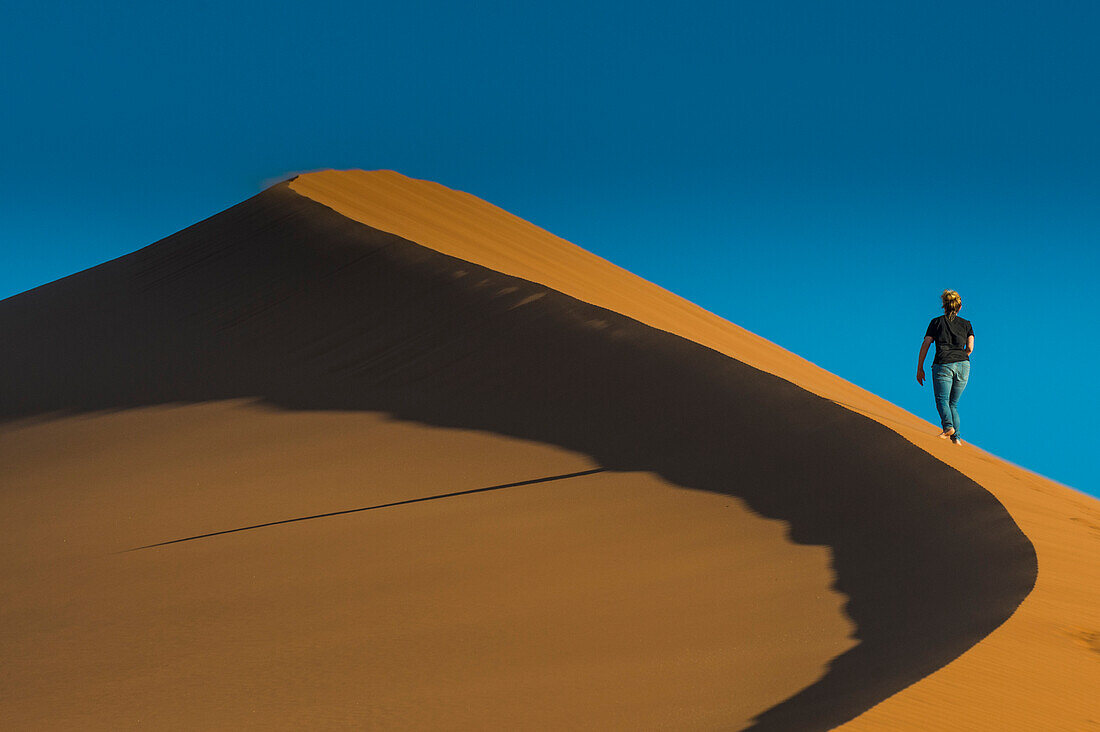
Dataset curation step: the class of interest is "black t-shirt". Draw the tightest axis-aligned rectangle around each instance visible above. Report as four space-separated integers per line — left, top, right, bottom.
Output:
925 315 974 364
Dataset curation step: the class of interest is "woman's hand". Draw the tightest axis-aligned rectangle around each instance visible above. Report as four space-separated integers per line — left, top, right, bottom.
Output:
917 367 926 386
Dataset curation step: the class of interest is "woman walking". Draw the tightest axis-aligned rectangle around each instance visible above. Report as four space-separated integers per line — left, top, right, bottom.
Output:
916 290 974 445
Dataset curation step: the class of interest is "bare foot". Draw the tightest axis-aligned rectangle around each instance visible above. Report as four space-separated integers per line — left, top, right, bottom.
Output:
938 427 956 439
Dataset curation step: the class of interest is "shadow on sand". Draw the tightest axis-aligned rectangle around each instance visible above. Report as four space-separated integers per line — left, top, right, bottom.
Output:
0 185 1036 731
124 468 606 552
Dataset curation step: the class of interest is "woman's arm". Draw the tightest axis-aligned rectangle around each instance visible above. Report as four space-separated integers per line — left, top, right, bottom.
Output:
966 334 974 356
917 335 933 385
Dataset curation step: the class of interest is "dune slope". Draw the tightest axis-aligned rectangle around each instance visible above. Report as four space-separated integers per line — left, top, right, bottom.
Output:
291 170 1100 730
3 402 858 729
1 179 1039 729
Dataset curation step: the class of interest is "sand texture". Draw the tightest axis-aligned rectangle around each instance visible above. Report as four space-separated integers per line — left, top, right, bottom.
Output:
0 170 1095 729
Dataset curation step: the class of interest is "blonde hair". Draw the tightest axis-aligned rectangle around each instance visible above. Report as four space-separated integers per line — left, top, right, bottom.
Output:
941 289 962 320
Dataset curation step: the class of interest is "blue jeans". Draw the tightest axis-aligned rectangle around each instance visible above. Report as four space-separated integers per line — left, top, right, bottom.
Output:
932 361 970 437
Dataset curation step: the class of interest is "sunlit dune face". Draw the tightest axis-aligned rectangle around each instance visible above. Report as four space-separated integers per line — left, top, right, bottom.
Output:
0 402 853 729
1 169 1087 731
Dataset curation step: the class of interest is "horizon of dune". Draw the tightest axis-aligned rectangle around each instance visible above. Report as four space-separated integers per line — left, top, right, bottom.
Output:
1 169 1097 729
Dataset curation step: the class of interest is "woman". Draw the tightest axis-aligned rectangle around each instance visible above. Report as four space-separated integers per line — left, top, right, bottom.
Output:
916 289 974 445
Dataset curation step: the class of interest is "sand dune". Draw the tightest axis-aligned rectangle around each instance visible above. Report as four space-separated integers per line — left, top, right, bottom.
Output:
1 170 1096 729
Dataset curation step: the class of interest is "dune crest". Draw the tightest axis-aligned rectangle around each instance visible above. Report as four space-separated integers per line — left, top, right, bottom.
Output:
0 170 1094 728
290 170 1099 729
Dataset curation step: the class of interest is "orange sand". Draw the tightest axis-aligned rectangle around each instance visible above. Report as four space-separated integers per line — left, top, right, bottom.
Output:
0 168 1094 730
292 169 1100 729
0 402 851 728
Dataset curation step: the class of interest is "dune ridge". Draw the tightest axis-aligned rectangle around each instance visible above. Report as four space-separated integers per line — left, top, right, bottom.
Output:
289 169 1100 729
0 170 1093 728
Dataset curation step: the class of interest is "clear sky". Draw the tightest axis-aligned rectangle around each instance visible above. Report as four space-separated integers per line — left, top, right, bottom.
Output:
2 1 1097 496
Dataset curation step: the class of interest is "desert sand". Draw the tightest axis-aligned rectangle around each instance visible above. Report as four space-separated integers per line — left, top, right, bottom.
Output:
1 169 1096 729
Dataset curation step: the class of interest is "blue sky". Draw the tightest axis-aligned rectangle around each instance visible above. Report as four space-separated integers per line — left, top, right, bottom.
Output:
2 1 1097 496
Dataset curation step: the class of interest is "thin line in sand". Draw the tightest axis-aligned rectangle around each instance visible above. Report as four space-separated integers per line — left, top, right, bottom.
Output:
122 467 607 552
